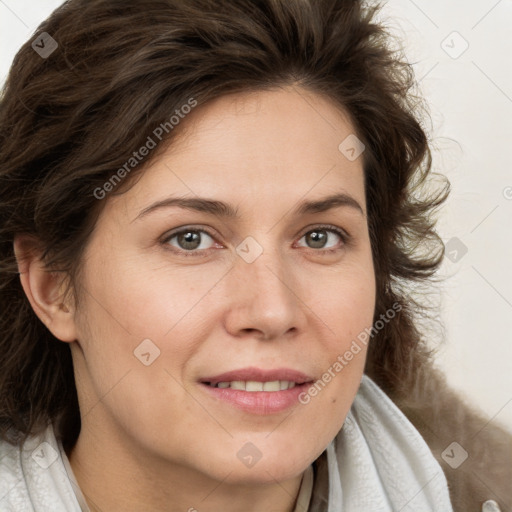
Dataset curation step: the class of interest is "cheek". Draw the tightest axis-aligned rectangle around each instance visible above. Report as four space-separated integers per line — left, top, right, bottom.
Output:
98 255 229 341
313 268 375 390
313 262 376 341
72 254 225 413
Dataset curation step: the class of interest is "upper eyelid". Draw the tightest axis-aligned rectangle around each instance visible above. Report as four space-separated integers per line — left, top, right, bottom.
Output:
161 225 217 241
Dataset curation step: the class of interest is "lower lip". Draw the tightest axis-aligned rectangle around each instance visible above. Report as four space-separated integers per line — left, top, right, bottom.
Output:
199 383 312 414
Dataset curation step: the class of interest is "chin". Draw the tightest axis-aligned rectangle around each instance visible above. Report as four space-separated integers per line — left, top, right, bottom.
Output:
206 444 316 485
220 462 308 486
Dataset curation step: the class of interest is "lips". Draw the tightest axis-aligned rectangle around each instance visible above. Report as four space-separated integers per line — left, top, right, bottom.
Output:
198 367 315 414
199 367 314 387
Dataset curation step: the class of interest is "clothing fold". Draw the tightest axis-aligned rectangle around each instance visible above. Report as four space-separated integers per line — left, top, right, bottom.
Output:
300 374 454 511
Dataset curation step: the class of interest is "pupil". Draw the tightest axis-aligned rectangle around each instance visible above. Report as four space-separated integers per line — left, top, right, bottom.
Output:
180 231 200 249
308 230 326 248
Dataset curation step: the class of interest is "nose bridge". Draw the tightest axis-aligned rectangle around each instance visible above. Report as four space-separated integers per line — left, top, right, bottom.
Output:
223 234 304 339
237 236 295 305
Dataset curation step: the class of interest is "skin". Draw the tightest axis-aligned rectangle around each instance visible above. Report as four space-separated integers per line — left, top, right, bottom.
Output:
14 85 376 512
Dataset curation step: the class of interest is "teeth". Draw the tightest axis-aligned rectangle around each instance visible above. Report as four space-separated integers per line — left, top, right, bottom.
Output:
246 381 263 391
211 380 297 391
263 381 280 392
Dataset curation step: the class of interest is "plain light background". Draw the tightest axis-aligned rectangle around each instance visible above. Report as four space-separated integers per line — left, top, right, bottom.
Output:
1 0 511 432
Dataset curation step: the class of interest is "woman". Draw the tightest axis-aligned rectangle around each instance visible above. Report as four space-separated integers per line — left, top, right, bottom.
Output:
0 1 510 511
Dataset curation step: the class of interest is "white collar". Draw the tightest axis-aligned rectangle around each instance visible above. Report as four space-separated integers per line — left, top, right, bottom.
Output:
296 374 455 512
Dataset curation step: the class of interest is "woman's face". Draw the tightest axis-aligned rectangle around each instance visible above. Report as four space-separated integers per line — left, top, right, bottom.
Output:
70 86 376 484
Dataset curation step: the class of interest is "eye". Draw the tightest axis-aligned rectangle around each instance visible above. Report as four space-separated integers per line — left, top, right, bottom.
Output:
162 227 217 255
296 225 348 252
161 224 350 258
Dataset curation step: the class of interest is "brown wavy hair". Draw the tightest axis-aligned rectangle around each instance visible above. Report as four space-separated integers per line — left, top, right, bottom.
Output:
0 0 447 453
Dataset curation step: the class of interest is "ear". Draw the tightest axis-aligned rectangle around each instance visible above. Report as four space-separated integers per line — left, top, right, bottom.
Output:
13 234 77 343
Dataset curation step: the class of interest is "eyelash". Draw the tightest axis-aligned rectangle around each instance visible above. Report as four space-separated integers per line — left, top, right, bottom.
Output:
160 224 351 258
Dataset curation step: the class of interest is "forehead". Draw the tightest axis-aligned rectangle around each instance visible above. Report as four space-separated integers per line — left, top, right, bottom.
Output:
104 86 366 221
167 86 360 165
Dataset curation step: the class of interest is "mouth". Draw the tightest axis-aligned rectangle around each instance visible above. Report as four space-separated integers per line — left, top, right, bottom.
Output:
198 367 315 414
203 380 300 391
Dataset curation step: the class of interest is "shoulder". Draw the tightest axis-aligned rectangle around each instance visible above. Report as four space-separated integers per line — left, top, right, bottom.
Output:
0 425 82 512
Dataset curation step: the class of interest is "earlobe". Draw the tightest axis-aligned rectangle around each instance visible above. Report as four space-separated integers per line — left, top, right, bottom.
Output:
13 234 77 343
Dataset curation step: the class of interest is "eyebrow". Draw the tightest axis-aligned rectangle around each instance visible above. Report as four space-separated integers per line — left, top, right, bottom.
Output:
133 192 364 222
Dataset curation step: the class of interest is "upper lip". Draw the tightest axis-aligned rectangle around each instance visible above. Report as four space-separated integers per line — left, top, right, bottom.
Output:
199 367 314 386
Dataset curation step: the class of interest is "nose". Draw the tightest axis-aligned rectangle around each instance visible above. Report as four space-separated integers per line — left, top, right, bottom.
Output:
223 244 308 341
